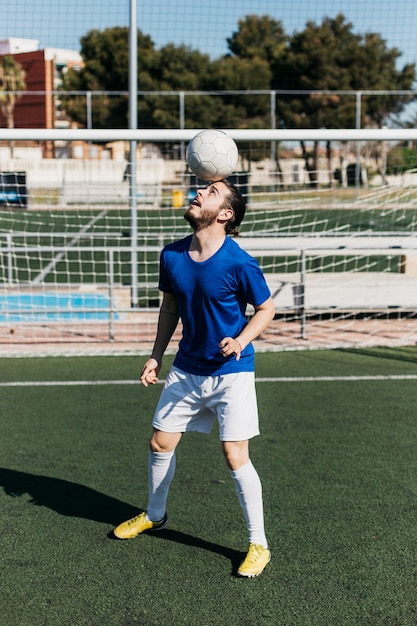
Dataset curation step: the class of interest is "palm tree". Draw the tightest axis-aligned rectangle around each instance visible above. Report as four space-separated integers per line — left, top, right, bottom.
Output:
0 55 26 157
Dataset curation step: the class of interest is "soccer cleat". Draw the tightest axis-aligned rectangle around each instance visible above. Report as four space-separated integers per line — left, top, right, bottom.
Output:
237 543 271 578
113 511 167 539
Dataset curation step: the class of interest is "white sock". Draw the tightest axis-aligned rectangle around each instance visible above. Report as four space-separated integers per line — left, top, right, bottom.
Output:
146 450 176 522
230 460 268 548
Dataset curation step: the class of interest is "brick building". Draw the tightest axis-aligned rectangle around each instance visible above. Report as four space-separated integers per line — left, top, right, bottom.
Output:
0 38 82 156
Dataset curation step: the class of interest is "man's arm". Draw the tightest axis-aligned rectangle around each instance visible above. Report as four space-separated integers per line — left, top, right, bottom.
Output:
219 296 275 361
140 292 179 386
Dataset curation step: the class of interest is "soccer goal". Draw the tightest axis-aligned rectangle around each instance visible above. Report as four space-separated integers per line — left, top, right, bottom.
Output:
1 127 417 351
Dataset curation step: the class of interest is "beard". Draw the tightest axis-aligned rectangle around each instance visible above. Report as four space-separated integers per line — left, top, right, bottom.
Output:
184 206 220 231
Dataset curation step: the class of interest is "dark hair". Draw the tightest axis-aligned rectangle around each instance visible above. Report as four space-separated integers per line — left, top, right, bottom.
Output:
220 179 246 237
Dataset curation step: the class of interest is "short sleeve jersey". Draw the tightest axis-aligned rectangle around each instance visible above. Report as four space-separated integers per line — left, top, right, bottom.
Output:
159 234 271 375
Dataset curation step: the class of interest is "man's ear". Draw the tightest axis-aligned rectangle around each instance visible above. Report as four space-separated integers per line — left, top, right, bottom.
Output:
218 207 234 221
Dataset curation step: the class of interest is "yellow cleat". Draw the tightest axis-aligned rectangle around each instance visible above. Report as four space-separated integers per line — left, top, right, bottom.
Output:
113 511 167 539
237 543 271 578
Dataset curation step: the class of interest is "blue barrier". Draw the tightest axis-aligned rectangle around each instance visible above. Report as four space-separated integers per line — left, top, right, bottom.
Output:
0 292 117 322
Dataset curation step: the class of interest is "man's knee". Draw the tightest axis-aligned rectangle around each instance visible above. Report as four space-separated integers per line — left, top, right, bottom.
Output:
149 429 182 453
222 440 249 470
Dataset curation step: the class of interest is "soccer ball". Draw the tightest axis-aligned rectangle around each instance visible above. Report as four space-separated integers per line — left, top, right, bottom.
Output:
186 129 238 182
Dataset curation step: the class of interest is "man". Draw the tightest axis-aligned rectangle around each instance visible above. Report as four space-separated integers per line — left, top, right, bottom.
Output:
114 179 275 578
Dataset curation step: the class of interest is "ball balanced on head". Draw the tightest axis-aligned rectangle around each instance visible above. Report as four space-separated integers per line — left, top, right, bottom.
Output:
186 129 239 182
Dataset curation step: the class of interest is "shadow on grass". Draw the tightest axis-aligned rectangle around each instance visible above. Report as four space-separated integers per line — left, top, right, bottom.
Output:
152 528 244 574
0 467 138 525
0 467 243 572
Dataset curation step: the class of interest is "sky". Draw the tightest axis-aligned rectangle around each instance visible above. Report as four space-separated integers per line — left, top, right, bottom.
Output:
0 0 416 69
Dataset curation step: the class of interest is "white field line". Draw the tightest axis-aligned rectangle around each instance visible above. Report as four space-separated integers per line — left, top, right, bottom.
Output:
1 374 417 387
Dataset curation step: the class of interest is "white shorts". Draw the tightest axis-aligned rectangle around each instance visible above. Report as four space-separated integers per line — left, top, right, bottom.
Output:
152 367 260 441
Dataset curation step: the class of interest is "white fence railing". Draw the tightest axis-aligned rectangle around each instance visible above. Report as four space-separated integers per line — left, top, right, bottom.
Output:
2 240 417 342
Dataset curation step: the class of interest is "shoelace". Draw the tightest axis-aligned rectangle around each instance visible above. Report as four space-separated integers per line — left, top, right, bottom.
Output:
127 514 144 526
245 544 263 562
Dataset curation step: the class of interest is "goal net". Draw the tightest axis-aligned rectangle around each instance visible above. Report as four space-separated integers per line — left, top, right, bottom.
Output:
1 0 417 352
1 128 417 351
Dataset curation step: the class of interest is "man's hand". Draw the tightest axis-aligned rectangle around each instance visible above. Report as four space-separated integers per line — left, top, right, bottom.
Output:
219 337 243 361
140 357 161 387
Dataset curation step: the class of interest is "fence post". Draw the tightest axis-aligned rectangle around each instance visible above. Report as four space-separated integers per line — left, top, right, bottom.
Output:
108 249 115 341
129 0 138 308
7 233 13 284
300 249 307 339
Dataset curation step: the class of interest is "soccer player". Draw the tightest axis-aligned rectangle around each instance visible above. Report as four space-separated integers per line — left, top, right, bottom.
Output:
114 179 275 577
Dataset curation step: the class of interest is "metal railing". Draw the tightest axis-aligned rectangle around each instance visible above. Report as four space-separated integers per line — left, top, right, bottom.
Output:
2 239 417 341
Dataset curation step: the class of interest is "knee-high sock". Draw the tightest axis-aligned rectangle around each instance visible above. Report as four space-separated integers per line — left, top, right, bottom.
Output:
230 460 268 548
146 450 176 522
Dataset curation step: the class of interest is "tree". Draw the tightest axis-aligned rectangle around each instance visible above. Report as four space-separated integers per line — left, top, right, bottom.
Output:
61 27 156 129
61 18 287 133
0 55 26 129
227 14 287 64
273 14 416 186
60 16 417 184
0 55 26 158
219 15 287 166
61 28 219 132
353 32 416 128
144 43 215 130
209 55 272 124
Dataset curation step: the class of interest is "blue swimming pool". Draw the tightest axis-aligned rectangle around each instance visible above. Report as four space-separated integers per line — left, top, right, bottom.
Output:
0 292 116 322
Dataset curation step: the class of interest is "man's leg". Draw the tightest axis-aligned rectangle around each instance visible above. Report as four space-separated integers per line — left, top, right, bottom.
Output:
146 429 182 521
113 430 181 539
222 440 268 548
222 440 271 577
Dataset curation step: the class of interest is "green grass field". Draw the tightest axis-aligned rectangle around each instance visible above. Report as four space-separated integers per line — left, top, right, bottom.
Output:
1 347 417 625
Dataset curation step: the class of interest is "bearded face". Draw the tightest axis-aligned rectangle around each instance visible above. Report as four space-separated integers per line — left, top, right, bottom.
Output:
184 205 221 231
184 182 233 232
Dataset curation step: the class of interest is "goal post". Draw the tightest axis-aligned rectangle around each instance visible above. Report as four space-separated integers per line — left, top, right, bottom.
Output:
2 128 417 142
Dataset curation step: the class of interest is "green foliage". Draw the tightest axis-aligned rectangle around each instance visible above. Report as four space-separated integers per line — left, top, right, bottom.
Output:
60 14 416 155
0 55 26 129
268 13 416 185
226 14 287 63
62 27 155 128
274 14 415 130
387 145 417 174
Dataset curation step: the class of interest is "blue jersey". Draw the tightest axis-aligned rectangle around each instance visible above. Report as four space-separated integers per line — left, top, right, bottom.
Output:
159 235 271 375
